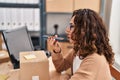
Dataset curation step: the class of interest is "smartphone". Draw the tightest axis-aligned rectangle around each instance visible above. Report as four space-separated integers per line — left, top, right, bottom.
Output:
42 35 64 41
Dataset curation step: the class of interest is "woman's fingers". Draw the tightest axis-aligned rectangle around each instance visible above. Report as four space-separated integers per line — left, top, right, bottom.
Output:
47 35 61 53
55 35 58 38
47 35 58 46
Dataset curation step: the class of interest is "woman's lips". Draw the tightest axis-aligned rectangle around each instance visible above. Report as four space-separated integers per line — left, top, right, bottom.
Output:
66 34 71 39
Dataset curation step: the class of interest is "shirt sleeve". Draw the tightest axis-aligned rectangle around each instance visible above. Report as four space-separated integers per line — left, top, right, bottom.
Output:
51 49 74 73
69 54 99 80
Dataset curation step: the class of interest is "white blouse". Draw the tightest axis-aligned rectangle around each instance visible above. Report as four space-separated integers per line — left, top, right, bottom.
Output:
73 56 82 73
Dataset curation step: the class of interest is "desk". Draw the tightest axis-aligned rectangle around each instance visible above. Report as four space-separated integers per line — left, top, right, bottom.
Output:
0 57 61 80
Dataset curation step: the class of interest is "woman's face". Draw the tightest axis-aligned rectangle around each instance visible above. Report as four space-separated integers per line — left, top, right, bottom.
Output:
65 16 75 43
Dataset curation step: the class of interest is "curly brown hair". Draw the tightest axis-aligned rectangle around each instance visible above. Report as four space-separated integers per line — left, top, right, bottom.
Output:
71 9 114 64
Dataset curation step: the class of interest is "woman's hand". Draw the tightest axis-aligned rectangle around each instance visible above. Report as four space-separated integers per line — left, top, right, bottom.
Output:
47 35 61 53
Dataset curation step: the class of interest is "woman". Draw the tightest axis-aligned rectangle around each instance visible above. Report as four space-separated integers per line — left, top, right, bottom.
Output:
48 9 114 80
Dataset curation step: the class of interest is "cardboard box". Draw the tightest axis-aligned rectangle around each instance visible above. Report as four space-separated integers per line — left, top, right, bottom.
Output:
20 51 49 80
0 51 10 63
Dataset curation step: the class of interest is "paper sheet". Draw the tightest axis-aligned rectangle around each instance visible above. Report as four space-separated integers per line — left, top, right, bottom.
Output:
24 54 36 60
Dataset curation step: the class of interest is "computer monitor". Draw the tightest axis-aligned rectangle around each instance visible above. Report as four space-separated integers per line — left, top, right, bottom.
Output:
2 27 34 69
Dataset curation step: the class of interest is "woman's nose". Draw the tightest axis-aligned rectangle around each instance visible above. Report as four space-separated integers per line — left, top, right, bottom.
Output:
65 27 70 34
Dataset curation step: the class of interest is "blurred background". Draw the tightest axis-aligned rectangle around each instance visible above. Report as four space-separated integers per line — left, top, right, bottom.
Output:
0 0 120 79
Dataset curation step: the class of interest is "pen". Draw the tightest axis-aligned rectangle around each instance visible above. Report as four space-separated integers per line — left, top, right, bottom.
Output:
42 35 64 41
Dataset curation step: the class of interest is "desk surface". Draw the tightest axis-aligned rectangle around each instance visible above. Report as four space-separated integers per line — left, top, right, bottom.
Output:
0 57 61 80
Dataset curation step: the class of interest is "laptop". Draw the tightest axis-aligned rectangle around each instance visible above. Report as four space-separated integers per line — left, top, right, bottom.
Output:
2 27 34 69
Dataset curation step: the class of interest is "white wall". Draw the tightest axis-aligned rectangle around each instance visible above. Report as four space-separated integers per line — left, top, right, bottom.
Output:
109 0 120 65
47 13 72 35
